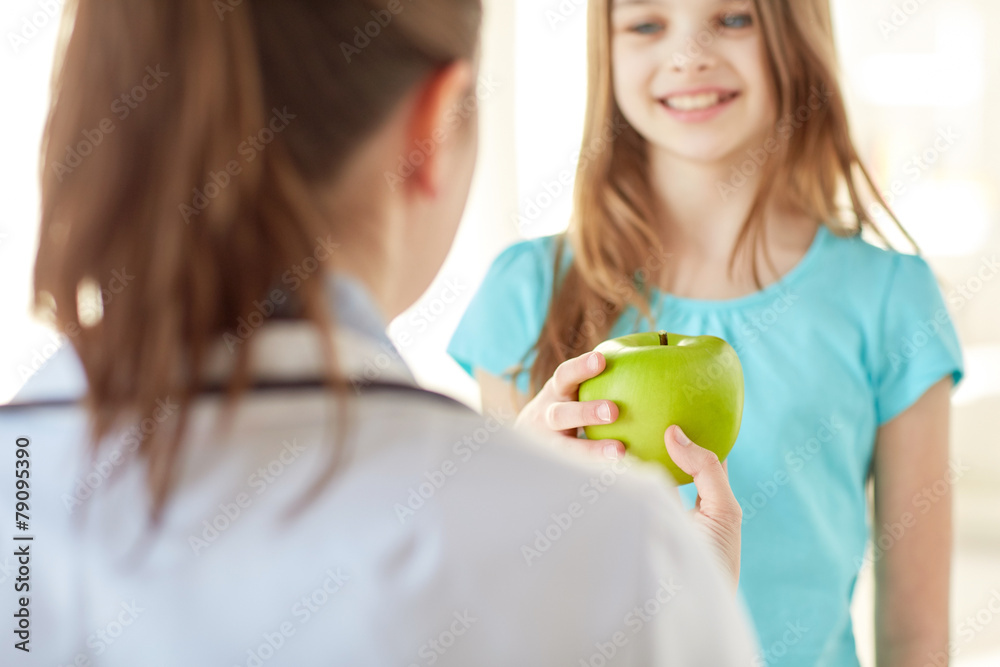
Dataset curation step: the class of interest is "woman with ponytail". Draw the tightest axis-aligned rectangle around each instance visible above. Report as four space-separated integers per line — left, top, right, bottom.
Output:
1 1 757 665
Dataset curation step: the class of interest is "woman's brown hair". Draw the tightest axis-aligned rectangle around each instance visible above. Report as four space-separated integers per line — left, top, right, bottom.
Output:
35 0 481 522
523 0 913 395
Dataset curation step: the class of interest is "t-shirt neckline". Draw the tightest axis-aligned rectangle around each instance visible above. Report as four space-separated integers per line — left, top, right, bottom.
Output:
653 224 830 312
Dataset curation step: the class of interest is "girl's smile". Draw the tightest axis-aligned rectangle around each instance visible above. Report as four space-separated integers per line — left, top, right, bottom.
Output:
659 86 742 123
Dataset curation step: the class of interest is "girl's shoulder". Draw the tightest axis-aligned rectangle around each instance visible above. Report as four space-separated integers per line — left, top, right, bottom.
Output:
490 233 567 274
815 226 940 299
480 233 575 298
448 234 569 384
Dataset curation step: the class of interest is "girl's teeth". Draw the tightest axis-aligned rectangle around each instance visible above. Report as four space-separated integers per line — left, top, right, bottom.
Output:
666 92 725 111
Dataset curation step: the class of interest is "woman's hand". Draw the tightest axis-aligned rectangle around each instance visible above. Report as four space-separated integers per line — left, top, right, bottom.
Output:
514 351 626 459
664 425 742 589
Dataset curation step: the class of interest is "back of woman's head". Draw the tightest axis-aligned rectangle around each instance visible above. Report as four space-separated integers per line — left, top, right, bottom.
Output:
35 0 481 518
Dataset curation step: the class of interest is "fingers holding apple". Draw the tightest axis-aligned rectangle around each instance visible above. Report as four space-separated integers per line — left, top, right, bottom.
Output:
664 425 742 588
543 397 618 432
548 350 608 401
514 351 626 457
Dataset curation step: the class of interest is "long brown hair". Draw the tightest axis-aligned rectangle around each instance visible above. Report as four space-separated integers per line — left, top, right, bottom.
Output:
525 0 912 395
35 0 481 522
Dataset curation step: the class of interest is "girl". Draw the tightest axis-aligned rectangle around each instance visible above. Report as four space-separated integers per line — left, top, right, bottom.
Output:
1 1 757 665
449 0 964 664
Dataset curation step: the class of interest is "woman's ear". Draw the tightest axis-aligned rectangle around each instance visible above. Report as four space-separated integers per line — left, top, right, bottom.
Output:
403 60 476 198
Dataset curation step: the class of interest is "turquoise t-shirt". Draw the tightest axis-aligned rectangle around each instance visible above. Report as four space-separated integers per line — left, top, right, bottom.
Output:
447 225 964 666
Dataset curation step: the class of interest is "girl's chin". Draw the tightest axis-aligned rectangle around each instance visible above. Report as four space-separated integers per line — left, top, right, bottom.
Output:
646 139 751 167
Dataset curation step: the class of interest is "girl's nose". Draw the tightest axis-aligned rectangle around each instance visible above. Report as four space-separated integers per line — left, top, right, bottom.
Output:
669 49 718 74
666 26 720 74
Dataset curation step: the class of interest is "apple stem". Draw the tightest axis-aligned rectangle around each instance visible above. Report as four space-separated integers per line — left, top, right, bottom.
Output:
659 331 669 346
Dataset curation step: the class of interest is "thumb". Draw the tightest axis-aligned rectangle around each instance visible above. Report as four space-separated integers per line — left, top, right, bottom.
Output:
664 425 742 588
664 426 737 516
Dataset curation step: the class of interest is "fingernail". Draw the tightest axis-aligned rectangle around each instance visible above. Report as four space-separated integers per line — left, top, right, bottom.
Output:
673 425 692 446
588 352 600 373
603 444 621 460
597 402 612 423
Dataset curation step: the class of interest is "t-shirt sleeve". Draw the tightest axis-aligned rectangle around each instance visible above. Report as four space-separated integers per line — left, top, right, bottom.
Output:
447 238 555 395
875 253 964 425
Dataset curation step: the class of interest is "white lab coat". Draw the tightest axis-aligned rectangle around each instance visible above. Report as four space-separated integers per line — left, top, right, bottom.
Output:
0 275 759 666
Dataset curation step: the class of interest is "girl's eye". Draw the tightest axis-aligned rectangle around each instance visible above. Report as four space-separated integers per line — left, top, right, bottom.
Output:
718 12 753 29
630 21 665 35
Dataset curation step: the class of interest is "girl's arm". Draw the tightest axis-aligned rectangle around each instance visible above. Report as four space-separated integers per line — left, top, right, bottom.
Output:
873 377 953 666
475 368 530 417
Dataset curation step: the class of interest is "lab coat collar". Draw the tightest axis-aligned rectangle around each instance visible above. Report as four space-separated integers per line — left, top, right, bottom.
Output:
201 271 416 389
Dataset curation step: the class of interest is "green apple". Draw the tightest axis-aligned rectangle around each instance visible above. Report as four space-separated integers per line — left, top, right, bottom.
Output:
579 331 744 485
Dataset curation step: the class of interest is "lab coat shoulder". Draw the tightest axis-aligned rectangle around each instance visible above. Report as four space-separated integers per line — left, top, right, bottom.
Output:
364 395 760 665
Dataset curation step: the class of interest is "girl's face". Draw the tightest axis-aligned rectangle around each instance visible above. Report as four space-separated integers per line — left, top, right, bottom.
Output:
611 0 777 165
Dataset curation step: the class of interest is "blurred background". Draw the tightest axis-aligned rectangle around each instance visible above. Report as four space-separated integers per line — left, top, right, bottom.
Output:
1 0 997 664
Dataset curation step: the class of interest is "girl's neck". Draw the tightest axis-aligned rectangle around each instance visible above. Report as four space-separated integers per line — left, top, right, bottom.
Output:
647 146 765 261
646 146 818 299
